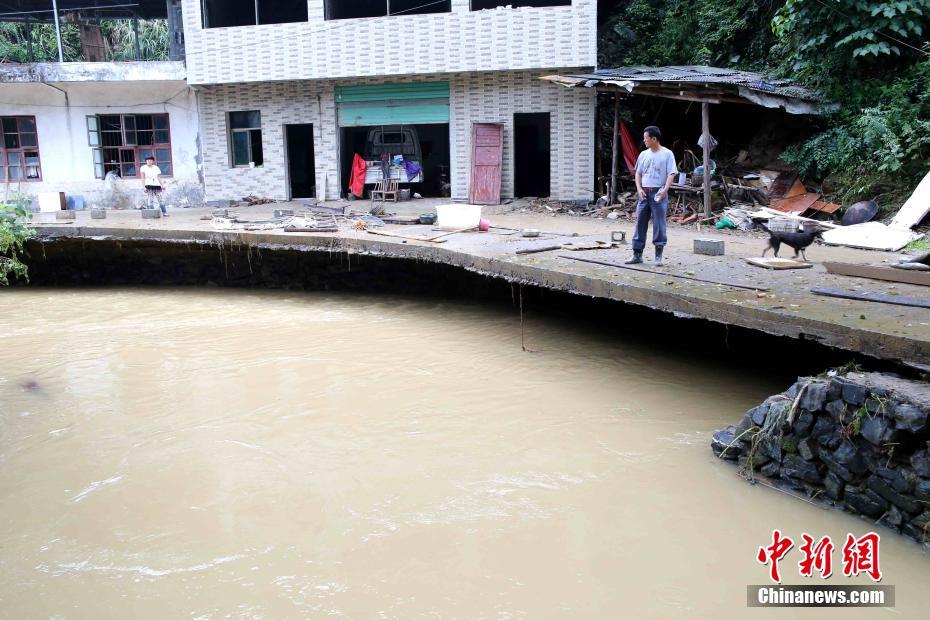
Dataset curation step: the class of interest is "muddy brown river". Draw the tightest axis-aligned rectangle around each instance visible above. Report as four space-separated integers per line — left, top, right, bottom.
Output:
1 288 927 618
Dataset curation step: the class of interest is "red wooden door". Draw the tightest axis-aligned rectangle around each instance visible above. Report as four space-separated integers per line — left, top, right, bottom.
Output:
469 122 503 205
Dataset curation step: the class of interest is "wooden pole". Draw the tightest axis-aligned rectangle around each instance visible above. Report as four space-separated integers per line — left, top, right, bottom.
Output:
609 96 620 205
701 102 711 218
133 16 142 60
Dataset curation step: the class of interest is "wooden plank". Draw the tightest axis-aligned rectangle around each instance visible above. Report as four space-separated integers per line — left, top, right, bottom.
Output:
823 261 930 287
809 200 842 214
769 172 799 198
812 287 930 309
745 257 814 270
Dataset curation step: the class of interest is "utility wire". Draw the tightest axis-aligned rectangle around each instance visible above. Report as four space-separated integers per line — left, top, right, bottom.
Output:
808 0 930 57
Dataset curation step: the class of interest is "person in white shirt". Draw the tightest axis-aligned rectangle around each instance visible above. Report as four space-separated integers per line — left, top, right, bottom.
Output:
140 156 167 216
626 125 677 266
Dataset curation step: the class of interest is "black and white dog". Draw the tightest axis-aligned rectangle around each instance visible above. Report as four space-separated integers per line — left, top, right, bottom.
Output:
759 222 823 262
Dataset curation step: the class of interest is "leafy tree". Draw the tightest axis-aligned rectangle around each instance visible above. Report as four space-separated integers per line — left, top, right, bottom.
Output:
598 0 782 69
0 195 35 285
773 0 929 81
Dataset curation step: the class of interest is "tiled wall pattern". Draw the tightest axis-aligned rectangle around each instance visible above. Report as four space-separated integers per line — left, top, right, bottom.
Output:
182 0 596 85
198 71 594 202
450 71 594 200
197 81 340 201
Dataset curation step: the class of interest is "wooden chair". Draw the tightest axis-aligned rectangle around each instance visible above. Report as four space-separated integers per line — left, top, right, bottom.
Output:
371 178 399 204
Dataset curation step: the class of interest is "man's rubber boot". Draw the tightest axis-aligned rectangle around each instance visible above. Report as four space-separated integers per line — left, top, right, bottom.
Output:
654 247 665 267
625 250 643 265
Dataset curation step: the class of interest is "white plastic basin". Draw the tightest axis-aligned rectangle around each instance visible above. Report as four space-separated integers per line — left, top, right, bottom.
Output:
436 204 482 230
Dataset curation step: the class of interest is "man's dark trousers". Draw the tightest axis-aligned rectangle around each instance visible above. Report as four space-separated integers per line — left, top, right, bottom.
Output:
632 189 668 251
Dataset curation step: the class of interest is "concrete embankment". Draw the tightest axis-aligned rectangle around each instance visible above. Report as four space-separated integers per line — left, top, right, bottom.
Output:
714 371 930 545
22 206 930 367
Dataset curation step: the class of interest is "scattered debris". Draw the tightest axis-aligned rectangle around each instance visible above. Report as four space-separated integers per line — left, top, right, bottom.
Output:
823 170 929 250
515 240 619 255
559 254 770 291
841 200 879 226
812 287 930 310
380 214 421 225
242 195 275 206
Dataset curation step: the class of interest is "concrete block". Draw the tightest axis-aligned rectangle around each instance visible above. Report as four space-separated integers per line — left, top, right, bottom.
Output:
274 209 294 217
55 210 76 220
212 209 229 217
141 208 161 219
694 238 725 256
90 208 106 219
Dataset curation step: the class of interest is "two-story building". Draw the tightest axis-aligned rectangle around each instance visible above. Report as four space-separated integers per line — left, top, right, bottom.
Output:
183 0 597 203
0 1 200 208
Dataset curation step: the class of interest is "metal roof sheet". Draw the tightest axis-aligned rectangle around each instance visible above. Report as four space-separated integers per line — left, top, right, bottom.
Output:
542 65 831 113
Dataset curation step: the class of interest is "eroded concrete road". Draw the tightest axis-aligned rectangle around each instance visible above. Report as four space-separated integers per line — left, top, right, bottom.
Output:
30 202 930 365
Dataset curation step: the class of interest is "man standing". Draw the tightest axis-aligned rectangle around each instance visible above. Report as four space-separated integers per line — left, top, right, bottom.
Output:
140 156 168 216
626 126 677 266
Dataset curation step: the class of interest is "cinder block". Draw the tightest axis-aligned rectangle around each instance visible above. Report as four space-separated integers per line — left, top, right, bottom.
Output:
694 238 725 256
141 208 162 219
90 208 106 219
274 209 294 217
55 210 75 220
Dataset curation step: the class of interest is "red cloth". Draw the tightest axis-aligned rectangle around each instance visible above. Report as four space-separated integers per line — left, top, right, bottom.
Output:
620 121 638 174
349 153 366 197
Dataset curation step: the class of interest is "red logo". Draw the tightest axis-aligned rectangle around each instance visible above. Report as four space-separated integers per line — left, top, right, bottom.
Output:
758 531 882 583
798 534 834 579
842 533 882 582
757 529 794 583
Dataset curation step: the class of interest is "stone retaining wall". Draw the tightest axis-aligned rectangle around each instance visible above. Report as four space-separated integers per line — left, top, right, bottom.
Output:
713 371 930 545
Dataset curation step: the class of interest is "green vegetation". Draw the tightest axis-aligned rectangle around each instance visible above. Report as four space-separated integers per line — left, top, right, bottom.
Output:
0 194 34 285
599 1 930 213
0 20 168 62
905 236 930 252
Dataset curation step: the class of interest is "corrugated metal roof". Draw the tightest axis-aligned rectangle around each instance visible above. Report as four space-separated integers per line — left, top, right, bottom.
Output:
541 65 834 114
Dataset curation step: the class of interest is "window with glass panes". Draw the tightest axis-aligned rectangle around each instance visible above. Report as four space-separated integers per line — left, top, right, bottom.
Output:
87 113 172 179
0 117 41 182
227 111 263 167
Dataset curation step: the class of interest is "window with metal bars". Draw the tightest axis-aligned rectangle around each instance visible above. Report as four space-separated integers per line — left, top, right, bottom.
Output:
0 117 41 182
87 114 173 179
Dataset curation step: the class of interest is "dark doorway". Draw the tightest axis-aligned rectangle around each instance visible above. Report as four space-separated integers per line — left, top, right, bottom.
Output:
339 124 450 198
514 112 550 197
285 124 315 199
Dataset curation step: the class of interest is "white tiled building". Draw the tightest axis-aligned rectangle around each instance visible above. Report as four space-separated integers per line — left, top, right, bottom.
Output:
183 0 597 202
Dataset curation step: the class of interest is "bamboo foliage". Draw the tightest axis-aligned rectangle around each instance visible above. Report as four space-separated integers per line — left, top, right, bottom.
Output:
0 19 168 63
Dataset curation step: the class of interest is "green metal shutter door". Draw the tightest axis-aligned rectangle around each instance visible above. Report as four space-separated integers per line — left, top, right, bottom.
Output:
335 82 450 127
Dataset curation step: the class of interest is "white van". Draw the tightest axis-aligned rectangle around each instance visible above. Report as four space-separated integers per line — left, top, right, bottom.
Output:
363 126 424 184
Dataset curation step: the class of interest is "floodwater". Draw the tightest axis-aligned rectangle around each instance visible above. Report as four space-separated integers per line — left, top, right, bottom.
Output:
0 288 927 619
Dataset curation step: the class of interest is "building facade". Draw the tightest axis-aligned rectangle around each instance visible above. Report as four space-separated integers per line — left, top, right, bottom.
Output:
0 62 201 207
182 0 597 202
